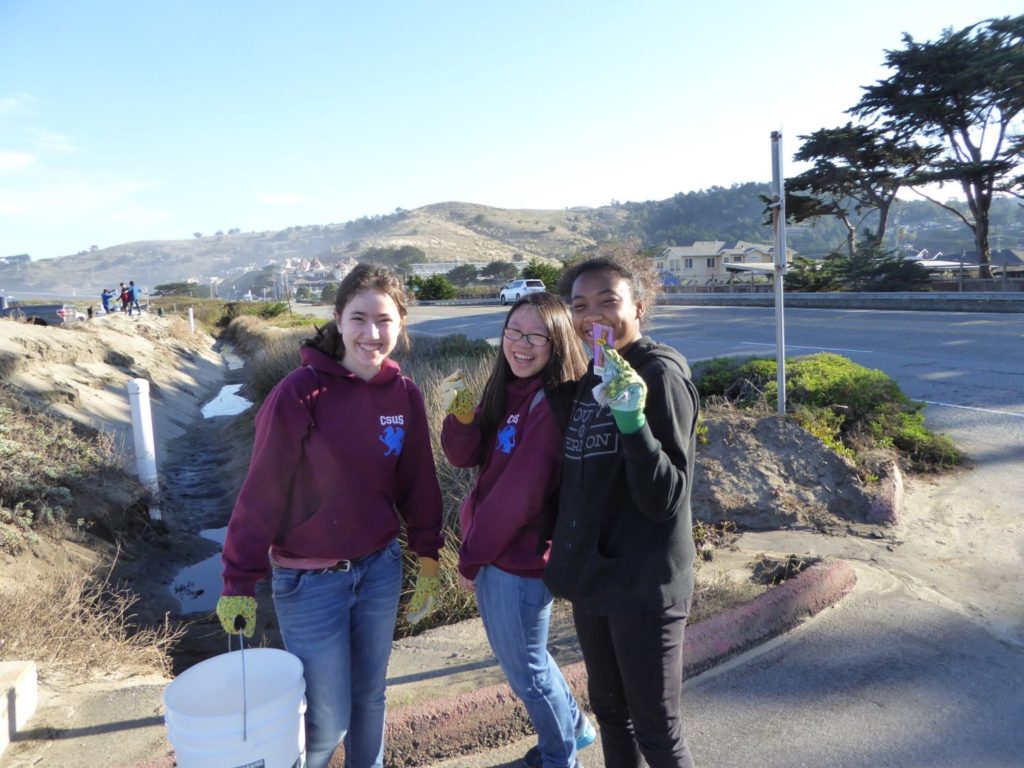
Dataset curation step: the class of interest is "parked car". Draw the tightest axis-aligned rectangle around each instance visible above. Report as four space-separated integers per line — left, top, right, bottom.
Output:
0 302 87 325
498 279 546 305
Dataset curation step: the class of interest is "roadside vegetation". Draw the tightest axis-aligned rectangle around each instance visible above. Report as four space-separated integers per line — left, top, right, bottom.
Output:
0 388 183 678
693 352 961 471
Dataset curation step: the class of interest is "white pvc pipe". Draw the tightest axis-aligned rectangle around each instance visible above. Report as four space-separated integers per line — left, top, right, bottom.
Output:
188 306 195 333
127 378 162 521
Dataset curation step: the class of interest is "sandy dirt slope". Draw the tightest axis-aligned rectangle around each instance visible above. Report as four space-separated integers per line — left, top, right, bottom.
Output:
0 312 228 768
0 312 225 466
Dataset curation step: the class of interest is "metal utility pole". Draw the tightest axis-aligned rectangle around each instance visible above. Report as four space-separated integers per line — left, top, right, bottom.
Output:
770 131 788 415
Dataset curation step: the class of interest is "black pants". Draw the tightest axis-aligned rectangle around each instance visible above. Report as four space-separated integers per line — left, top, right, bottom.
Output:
573 599 694 768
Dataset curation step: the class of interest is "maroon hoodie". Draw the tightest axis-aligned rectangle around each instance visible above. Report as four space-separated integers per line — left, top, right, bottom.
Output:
441 375 561 581
221 346 444 596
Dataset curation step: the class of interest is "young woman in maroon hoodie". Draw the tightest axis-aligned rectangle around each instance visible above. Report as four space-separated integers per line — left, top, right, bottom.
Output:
440 292 594 768
216 265 444 768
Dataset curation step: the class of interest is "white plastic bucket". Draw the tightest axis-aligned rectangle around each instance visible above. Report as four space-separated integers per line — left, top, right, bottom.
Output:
164 648 306 768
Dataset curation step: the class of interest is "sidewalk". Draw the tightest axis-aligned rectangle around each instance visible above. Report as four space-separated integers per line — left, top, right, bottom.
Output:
104 558 855 768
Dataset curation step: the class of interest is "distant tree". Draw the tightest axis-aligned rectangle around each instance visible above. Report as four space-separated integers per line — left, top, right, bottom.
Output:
445 264 479 286
415 275 457 300
850 14 1024 277
785 244 930 292
521 258 563 290
480 260 519 283
215 230 224 237
90 244 98 252
295 285 311 300
361 245 426 272
783 256 845 292
153 281 198 297
193 232 203 239
321 283 338 302
784 124 938 255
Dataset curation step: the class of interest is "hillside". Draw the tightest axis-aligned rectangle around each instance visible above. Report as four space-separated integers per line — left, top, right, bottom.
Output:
4 187 1020 298
0 202 628 295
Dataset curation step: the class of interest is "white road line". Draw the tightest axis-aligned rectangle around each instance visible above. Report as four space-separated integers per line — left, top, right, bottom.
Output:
923 401 1024 418
740 341 875 354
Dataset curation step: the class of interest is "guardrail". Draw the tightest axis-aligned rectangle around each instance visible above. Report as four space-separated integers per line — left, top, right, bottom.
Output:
658 291 1024 313
417 292 1024 313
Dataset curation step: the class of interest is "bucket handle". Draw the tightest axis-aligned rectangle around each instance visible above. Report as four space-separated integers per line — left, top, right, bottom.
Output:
227 631 248 741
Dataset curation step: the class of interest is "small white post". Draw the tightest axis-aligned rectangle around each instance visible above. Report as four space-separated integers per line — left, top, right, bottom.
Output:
127 378 161 521
188 306 195 333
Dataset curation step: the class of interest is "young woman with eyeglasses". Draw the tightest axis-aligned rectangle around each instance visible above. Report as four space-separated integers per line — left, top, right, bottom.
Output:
438 292 595 768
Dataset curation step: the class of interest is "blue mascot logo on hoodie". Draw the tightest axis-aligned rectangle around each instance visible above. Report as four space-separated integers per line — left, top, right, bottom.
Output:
496 423 516 454
380 425 405 456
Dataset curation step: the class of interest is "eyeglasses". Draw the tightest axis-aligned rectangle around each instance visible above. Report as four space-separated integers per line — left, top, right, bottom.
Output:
503 327 551 347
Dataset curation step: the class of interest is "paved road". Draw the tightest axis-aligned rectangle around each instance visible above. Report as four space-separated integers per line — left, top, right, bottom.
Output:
401 303 1024 453
395 303 1024 768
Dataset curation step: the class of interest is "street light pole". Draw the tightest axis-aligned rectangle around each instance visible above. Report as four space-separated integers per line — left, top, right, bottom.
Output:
770 130 788 416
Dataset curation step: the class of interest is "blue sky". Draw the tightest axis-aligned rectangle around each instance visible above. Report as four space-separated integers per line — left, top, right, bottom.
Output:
1 1 1020 261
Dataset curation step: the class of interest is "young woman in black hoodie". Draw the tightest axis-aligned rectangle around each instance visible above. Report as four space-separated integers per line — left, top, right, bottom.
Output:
544 254 701 768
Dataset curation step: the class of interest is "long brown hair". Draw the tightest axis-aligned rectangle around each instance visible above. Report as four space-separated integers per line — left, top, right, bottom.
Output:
302 264 410 360
477 292 587 463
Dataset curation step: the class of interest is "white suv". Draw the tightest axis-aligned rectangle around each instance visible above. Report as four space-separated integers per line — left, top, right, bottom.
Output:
498 279 546 305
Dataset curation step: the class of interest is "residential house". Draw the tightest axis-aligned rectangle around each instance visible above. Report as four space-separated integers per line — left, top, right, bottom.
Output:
655 240 794 285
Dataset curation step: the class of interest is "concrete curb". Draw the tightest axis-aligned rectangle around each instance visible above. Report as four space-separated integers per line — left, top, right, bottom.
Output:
381 559 857 767
867 460 904 526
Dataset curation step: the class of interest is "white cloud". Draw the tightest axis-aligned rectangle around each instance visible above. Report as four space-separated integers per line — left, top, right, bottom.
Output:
0 151 36 172
36 132 76 154
0 93 35 115
0 177 161 221
260 192 307 205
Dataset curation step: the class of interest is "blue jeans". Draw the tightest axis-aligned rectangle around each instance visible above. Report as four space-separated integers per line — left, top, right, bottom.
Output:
475 565 580 768
272 539 402 768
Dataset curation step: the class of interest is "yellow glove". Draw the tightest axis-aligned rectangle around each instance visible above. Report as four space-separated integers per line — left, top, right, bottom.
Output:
405 557 441 626
439 370 476 424
216 595 257 639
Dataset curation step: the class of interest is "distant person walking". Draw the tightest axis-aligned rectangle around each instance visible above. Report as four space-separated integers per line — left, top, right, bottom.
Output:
118 283 130 313
128 281 143 315
439 292 593 768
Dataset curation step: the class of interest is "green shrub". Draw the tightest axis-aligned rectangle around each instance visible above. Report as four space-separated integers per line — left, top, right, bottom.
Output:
694 352 961 471
415 275 457 301
692 356 776 402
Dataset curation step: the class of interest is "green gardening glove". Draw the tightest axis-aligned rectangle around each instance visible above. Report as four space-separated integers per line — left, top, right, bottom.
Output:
595 347 648 434
405 557 441 625
216 595 257 639
439 370 477 425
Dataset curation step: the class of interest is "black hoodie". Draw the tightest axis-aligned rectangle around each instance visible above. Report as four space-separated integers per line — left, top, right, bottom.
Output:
544 337 699 614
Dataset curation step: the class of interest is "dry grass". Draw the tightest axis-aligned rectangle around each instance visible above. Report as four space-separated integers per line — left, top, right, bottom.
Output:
690 561 766 624
0 389 144 553
0 558 185 678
